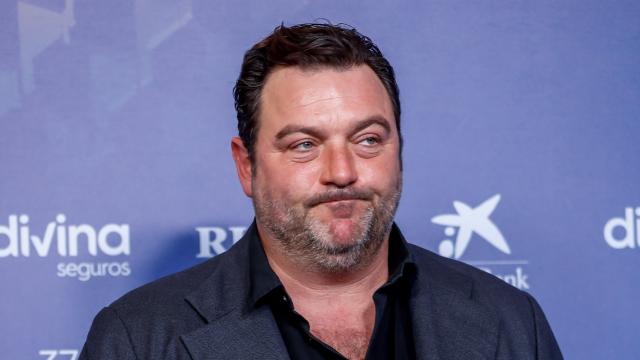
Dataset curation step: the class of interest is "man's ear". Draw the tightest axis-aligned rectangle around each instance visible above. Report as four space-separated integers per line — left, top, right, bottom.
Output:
231 137 253 197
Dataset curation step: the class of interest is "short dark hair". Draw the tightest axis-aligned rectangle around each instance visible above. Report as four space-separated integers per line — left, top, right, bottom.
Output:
233 22 402 163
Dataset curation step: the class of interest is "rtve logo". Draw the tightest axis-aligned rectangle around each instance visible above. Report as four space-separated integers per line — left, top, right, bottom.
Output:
196 226 248 257
431 194 530 290
604 207 640 249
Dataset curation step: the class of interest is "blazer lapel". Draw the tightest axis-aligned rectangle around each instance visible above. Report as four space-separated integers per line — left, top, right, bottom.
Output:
410 256 500 360
180 306 289 360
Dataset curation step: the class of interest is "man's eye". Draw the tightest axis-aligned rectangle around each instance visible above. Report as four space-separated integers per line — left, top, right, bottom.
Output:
293 141 314 151
359 137 379 146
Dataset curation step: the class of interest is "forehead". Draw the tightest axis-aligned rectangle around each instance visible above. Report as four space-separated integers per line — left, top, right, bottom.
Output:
258 65 395 132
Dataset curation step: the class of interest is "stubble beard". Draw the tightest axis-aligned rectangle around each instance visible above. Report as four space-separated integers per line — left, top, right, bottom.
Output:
253 178 402 273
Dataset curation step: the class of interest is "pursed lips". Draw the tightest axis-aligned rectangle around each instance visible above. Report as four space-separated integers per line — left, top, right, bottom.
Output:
318 199 361 218
304 189 374 211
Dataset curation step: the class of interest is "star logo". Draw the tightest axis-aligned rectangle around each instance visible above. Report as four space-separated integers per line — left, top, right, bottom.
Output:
431 194 510 259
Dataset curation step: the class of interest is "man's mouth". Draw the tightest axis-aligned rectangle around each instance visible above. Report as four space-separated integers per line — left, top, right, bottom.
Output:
305 189 373 208
319 198 359 205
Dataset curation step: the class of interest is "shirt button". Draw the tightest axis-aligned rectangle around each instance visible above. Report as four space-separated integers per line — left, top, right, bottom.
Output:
282 295 287 302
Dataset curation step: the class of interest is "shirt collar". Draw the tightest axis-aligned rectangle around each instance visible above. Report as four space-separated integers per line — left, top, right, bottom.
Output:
247 222 283 308
247 221 416 309
385 223 416 287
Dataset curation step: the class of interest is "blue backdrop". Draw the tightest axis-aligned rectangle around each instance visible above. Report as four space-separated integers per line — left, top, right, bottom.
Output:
1 1 639 359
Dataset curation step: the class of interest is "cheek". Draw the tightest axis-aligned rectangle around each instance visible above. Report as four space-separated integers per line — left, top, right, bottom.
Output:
358 156 401 187
255 159 319 198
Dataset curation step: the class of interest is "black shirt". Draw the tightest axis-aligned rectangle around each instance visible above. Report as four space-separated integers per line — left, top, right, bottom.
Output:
248 224 416 359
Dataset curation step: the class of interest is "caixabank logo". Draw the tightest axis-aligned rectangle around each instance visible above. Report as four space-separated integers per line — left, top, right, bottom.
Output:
0 214 131 281
431 194 530 290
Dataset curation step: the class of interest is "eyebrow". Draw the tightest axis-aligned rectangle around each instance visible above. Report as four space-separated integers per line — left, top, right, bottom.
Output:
274 115 392 140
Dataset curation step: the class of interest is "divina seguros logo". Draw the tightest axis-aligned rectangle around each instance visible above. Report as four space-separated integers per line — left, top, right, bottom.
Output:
604 207 640 249
431 194 530 290
0 214 131 281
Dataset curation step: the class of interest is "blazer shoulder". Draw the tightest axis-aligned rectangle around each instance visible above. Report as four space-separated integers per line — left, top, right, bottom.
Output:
109 234 249 319
81 235 253 359
408 243 531 306
408 243 563 358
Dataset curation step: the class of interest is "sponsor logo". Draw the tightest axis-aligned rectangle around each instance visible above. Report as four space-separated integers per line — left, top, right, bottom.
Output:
431 194 510 259
0 214 131 281
0 214 130 257
604 207 640 249
196 226 248 257
39 349 78 360
431 194 530 290
56 261 131 282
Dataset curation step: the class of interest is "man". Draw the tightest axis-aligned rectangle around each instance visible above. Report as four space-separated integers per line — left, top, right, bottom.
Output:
80 23 563 359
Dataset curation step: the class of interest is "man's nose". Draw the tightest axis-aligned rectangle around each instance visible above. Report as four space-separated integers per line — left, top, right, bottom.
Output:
319 143 358 188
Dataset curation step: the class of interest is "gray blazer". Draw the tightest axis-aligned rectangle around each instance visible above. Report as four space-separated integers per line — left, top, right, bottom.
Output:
79 223 563 359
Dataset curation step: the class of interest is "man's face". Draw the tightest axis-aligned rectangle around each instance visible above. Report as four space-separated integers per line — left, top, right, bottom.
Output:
234 65 402 272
